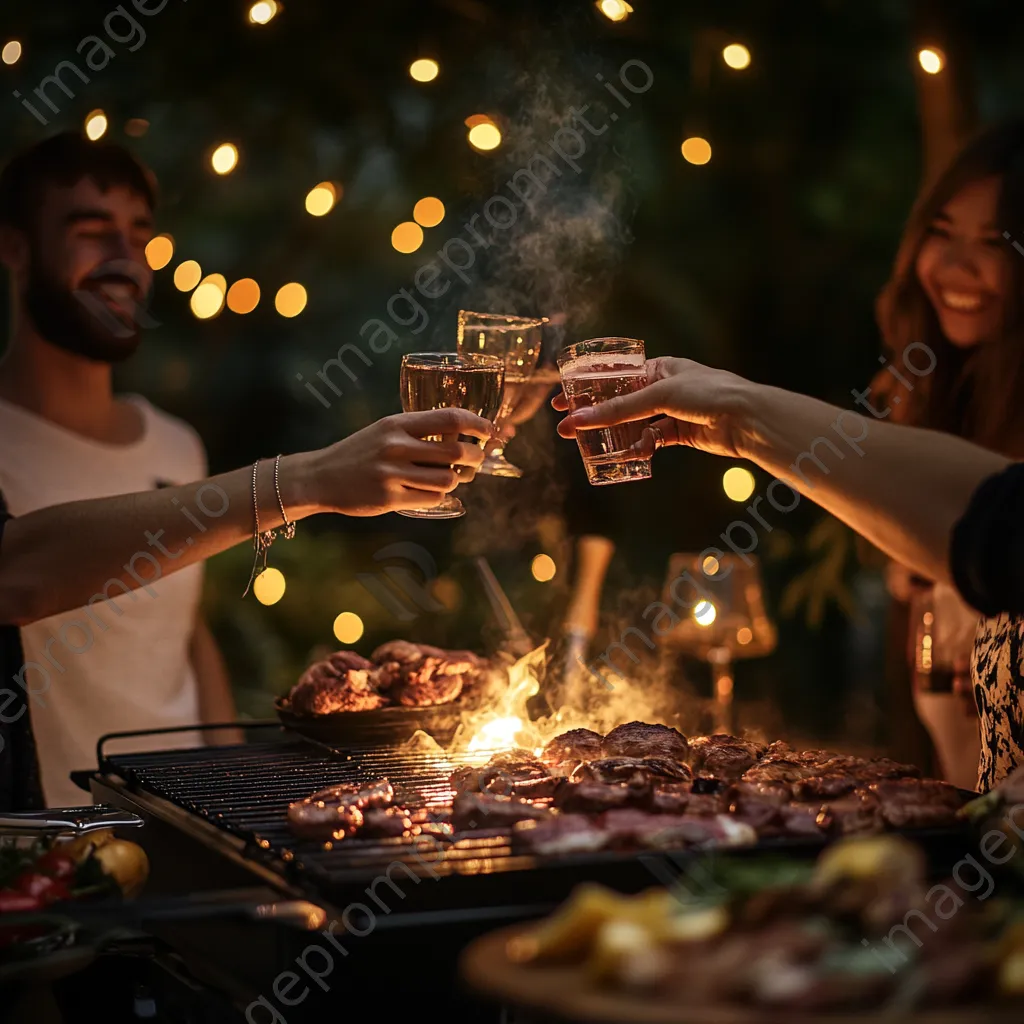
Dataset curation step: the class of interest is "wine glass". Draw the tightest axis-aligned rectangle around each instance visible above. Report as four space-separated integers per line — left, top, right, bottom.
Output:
456 311 548 478
398 352 505 519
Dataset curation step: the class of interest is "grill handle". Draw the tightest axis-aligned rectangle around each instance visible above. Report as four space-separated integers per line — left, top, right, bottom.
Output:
95 719 281 768
0 806 144 836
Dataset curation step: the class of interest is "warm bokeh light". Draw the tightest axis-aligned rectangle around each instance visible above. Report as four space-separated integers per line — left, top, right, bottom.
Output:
723 466 756 502
227 278 260 314
468 121 502 151
173 260 202 292
248 0 279 25
681 137 712 165
333 611 365 645
737 627 753 646
211 143 239 175
722 43 751 69
190 281 225 320
702 555 721 576
694 600 718 627
305 182 338 216
253 567 286 606
596 0 633 22
275 282 307 317
125 118 149 137
413 196 445 228
144 235 174 271
2 40 22 65
391 221 424 253
918 47 944 74
409 58 440 83
84 110 108 141
531 554 557 582
200 273 227 294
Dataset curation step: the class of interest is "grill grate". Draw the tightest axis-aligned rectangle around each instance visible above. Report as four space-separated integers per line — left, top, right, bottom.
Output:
101 738 555 899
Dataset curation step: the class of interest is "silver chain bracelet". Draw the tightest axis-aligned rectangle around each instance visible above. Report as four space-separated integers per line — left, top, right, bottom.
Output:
242 455 296 597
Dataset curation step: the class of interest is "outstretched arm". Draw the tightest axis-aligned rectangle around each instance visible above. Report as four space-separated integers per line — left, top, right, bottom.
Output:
0 409 493 625
555 357 1009 587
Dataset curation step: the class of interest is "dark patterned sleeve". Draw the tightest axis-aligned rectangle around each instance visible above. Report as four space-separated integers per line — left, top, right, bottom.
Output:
951 463 1024 617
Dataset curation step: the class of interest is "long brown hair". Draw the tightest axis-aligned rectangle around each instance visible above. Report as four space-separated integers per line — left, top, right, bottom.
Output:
874 117 1024 454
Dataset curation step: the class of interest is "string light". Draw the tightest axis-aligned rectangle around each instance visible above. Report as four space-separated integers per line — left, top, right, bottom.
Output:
596 0 633 22
409 58 439 83
210 143 239 175
702 555 721 576
722 43 751 69
723 467 756 502
531 554 557 582
84 110 108 141
918 47 944 74
333 612 365 644
144 235 174 271
248 1 279 25
253 568 286 605
227 278 260 314
391 221 424 253
694 600 718 627
737 627 753 646
681 137 712 165
467 119 502 152
173 260 202 292
190 281 225 319
275 282 307 317
2 41 22 65
305 182 338 216
413 197 445 228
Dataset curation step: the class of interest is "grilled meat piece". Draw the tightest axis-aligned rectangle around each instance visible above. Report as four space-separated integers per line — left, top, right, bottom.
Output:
728 782 792 832
572 757 692 785
868 779 964 829
287 779 394 840
742 760 822 785
602 722 689 761
371 640 483 707
791 774 859 801
553 778 648 814
512 814 610 856
449 751 558 798
359 807 414 839
822 790 882 835
648 782 693 814
688 735 766 779
599 809 756 850
540 728 605 766
287 652 388 715
777 802 828 837
451 791 553 831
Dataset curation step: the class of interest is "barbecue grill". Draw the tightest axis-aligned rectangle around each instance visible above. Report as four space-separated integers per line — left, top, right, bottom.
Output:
81 725 979 1022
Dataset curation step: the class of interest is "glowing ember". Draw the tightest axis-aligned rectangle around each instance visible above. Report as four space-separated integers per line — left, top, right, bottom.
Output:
465 716 527 760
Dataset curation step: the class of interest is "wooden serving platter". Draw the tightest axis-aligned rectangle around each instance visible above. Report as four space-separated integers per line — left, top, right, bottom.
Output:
460 925 1013 1024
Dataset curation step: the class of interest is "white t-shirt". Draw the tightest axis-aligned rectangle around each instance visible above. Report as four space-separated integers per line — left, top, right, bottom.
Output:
0 396 206 806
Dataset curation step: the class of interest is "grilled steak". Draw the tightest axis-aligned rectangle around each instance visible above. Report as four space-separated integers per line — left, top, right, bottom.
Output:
540 728 605 766
553 778 648 814
647 782 693 814
572 757 692 785
359 806 414 839
288 778 395 840
689 735 766 779
287 652 388 714
512 814 610 856
599 809 756 850
868 779 964 829
449 750 558 798
791 774 859 801
603 722 689 761
822 790 882 835
372 640 482 706
451 791 553 831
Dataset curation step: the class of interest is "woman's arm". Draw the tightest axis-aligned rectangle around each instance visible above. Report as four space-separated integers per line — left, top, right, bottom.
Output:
555 358 1009 586
0 408 492 625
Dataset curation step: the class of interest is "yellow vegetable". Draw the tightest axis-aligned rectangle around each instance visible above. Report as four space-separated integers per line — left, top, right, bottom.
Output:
812 835 925 891
94 839 150 898
587 919 662 983
60 828 116 862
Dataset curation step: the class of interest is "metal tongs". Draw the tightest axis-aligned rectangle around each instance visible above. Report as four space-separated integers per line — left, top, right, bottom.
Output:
0 805 143 836
474 556 535 657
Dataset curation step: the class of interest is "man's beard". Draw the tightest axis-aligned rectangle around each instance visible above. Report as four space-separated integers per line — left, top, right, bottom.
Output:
24 259 144 365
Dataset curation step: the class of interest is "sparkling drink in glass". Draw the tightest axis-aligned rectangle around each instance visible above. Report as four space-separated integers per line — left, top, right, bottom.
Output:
557 337 651 486
398 352 505 518
456 310 548 479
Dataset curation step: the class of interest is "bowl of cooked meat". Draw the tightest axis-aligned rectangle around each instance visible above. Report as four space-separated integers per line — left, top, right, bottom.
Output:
276 640 494 746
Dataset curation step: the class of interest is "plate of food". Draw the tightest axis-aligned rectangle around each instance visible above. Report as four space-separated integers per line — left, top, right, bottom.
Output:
461 833 1024 1022
276 640 496 746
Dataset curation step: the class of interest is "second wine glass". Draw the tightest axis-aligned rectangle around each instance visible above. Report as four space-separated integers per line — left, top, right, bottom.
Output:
456 310 548 478
398 351 505 519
